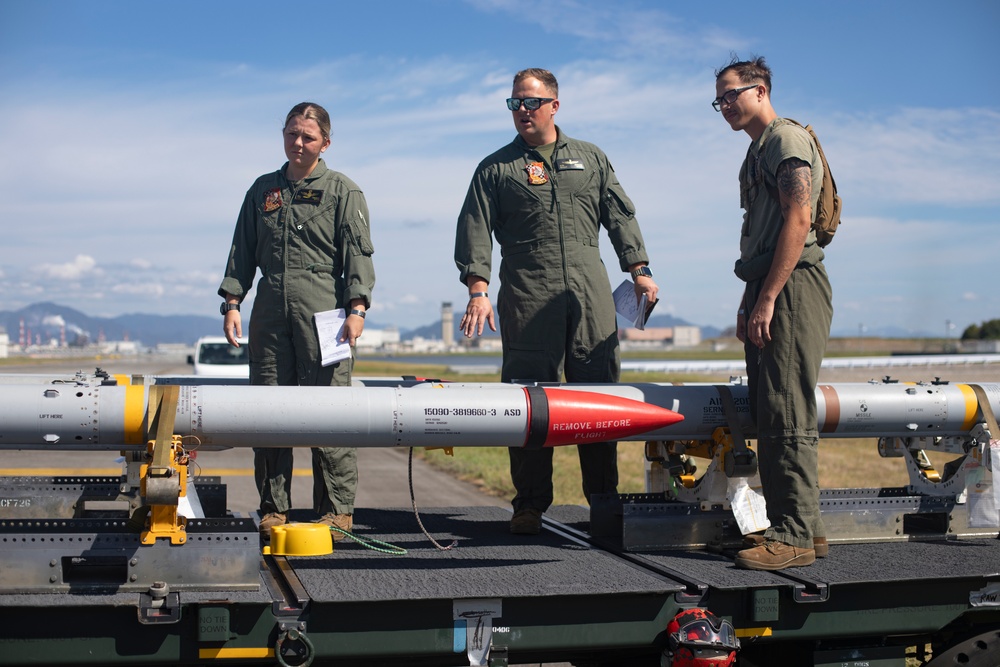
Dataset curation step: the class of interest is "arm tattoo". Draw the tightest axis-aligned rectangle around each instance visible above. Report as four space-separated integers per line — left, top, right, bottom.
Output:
776 158 811 211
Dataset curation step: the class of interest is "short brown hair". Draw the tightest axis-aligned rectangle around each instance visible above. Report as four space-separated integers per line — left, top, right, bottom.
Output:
715 55 772 95
513 68 559 97
284 102 331 140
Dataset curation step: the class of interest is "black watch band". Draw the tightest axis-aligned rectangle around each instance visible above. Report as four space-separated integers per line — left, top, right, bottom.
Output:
220 302 240 315
350 308 366 319
630 266 652 279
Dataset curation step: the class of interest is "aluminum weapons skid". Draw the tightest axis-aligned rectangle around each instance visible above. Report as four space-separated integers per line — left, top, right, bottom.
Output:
0 466 257 594
0 474 228 519
590 487 999 552
0 515 260 594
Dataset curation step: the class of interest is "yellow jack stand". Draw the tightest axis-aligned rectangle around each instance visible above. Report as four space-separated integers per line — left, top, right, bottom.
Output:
138 384 188 545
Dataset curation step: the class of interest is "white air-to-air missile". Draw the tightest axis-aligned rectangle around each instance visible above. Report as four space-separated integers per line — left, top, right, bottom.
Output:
0 377 684 451
0 372 996 450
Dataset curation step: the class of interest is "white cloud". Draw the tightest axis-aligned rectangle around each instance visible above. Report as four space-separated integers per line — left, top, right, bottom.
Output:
111 282 166 297
36 255 100 280
828 108 1000 206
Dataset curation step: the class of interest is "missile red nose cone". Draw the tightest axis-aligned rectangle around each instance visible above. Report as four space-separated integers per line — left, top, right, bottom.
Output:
540 387 684 447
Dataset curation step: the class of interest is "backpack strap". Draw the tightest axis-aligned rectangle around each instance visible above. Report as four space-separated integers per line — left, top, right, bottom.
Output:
758 118 802 204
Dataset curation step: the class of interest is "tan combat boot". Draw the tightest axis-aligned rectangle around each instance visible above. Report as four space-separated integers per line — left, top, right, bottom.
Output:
735 539 816 570
318 513 353 541
258 512 287 539
743 532 829 558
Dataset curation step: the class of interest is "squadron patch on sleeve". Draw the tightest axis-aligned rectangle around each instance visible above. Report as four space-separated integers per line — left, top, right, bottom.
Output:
293 189 324 205
263 188 283 212
525 161 548 185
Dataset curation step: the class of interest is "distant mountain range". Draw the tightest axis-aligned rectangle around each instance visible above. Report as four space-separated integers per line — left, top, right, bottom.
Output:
0 302 224 347
0 302 938 348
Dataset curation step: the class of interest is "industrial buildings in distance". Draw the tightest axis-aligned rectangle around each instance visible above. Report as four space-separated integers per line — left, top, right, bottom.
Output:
0 301 702 360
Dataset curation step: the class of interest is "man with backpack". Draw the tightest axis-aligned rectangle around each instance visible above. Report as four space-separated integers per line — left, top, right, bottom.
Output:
714 56 835 570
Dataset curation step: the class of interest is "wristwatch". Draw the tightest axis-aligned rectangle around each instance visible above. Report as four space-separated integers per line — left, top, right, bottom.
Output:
220 302 240 315
630 266 653 279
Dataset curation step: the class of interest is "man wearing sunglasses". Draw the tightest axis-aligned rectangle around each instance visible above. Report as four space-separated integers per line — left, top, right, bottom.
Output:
455 68 658 535
714 56 833 570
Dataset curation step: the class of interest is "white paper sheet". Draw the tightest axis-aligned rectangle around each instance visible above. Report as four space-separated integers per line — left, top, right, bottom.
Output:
968 441 1000 528
727 474 771 535
613 279 655 330
314 308 352 367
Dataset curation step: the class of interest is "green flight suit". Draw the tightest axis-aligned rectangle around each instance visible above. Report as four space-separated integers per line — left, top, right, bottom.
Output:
455 128 649 512
734 118 833 550
219 159 375 516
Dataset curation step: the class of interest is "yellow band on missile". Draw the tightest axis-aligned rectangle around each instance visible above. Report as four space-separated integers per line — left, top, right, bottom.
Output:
124 383 146 445
957 384 979 432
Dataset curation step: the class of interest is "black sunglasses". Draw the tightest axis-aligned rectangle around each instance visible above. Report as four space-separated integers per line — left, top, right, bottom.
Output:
506 97 554 111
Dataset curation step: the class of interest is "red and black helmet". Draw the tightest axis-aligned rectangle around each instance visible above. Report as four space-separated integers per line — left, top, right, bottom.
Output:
662 608 739 667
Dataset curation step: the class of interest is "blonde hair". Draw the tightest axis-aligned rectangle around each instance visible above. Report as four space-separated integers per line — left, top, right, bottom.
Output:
284 102 331 140
513 68 558 97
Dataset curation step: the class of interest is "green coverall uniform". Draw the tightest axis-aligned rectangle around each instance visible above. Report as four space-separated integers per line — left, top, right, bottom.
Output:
734 118 833 550
219 159 375 516
455 129 650 512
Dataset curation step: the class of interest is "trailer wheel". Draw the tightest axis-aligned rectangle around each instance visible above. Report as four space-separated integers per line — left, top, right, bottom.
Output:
926 627 1000 667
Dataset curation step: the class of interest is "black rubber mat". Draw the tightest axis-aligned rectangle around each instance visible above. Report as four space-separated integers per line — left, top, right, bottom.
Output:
289 506 686 603
546 504 1000 590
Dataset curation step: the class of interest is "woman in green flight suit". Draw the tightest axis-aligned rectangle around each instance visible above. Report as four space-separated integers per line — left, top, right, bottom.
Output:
218 102 376 538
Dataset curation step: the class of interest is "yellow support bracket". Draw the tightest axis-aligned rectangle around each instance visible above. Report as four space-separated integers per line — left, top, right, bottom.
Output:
138 385 188 545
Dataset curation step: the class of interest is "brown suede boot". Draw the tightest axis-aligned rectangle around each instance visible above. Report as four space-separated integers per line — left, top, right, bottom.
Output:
743 532 829 558
736 539 816 570
509 508 543 535
259 512 287 539
317 513 353 541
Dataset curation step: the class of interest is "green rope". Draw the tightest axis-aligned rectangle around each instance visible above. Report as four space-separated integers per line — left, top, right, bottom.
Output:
329 526 407 555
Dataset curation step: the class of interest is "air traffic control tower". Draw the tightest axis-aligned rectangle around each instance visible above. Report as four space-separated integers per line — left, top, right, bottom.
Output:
441 302 454 347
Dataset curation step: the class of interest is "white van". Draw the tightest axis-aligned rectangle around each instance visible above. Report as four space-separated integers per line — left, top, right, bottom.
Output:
188 336 250 377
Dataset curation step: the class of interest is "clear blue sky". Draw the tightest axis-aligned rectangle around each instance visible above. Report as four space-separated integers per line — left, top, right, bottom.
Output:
1 0 997 337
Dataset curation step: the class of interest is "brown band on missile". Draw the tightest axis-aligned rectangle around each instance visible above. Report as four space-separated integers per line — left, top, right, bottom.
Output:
818 385 839 433
524 385 548 449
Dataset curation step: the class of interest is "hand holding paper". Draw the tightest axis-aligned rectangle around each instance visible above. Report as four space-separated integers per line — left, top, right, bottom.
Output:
613 279 658 330
314 308 353 366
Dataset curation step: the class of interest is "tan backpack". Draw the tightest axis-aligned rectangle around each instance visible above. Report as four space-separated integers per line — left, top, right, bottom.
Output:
762 119 842 247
